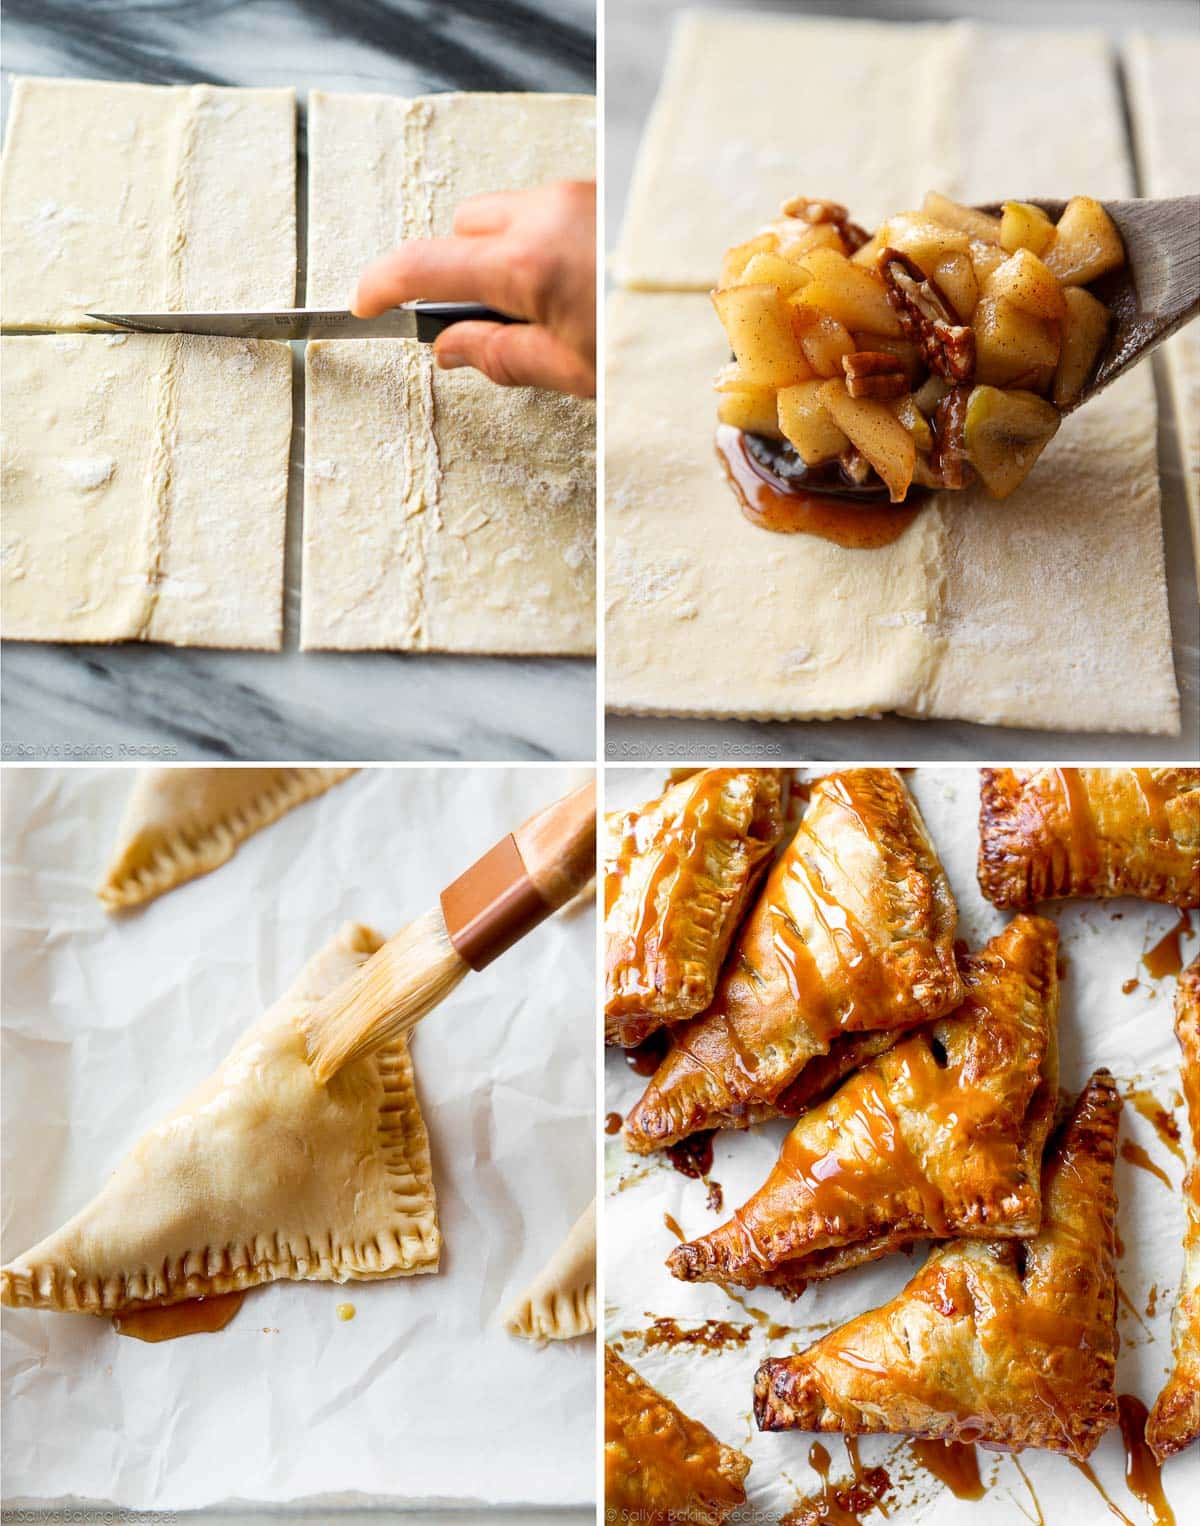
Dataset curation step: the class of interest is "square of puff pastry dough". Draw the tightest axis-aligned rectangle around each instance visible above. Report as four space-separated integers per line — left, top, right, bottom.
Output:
668 915 1059 1292
0 923 440 1314
1 334 291 648
605 1345 750 1524
301 340 595 654
1147 958 1200 1462
624 768 961 1152
98 767 357 911
754 1071 1122 1460
0 78 295 331
978 768 1200 908
605 767 786 1047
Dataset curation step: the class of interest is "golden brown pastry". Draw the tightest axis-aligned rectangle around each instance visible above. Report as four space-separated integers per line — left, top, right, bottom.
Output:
605 1345 750 1523
624 768 961 1152
1 924 439 1314
978 767 1200 908
99 766 358 910
1147 957 1200 1461
605 767 785 1047
754 1071 1121 1458
669 915 1058 1291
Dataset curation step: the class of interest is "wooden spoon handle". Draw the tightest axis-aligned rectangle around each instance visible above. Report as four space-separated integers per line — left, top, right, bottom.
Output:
514 778 597 911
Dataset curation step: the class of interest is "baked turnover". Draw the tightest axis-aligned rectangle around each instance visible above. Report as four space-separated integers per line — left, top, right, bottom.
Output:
754 1071 1121 1459
669 916 1059 1291
978 767 1200 908
605 767 786 1047
624 768 961 1152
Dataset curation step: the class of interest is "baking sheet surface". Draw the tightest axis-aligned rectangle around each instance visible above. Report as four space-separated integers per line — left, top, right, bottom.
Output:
605 765 1200 1520
2 765 595 1510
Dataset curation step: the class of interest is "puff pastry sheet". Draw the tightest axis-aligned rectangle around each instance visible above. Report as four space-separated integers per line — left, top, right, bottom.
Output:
302 341 595 653
301 90 596 655
0 923 440 1315
606 15 1178 733
99 766 357 910
1 334 291 647
1 77 296 330
504 1199 595 1342
754 1072 1121 1459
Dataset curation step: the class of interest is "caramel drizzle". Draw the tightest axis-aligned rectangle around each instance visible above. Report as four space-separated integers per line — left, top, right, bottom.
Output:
1052 767 1100 887
113 1289 246 1343
907 1437 986 1500
1120 1138 1173 1190
1131 768 1172 840
1117 1392 1176 1526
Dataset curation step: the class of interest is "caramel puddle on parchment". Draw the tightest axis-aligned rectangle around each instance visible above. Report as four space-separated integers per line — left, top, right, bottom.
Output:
114 1289 246 1343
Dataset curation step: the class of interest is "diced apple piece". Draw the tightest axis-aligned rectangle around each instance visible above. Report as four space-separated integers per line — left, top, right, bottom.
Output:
772 220 847 261
1043 196 1124 286
983 249 1066 321
739 250 812 295
717 388 783 439
817 379 916 501
794 308 856 377
913 375 951 414
964 386 1060 498
851 230 886 268
1000 201 1056 258
720 233 778 287
931 251 979 321
972 296 1060 389
777 380 850 464
851 332 923 384
922 191 1003 244
875 213 970 275
1052 286 1109 407
890 394 934 453
967 238 1008 283
712 284 813 387
791 248 902 337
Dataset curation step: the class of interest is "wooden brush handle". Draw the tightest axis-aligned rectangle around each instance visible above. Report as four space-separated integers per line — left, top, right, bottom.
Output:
513 778 597 911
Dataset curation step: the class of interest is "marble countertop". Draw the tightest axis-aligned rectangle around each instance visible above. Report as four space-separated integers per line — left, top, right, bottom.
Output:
1 0 596 763
605 0 1199 762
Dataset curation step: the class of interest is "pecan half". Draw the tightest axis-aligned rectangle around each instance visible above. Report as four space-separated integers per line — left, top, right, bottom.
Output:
879 247 975 384
931 385 976 490
781 197 871 253
842 351 907 400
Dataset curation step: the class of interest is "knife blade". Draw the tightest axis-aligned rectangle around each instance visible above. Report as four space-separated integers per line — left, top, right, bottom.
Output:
85 301 524 342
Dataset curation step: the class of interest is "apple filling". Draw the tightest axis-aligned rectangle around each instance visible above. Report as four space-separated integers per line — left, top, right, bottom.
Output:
713 192 1123 503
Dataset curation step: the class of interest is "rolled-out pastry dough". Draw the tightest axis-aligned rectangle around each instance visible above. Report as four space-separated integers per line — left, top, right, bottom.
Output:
1 334 291 648
302 340 595 653
99 767 358 911
605 292 1177 733
305 90 595 308
0 922 440 1315
504 1199 595 1342
0 77 296 331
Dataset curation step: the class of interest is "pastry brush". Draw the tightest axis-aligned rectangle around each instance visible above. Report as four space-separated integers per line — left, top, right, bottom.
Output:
302 779 596 1082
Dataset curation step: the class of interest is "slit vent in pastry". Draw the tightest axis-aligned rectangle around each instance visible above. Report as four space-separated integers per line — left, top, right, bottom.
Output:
1 923 440 1315
503 1199 595 1343
754 1071 1121 1459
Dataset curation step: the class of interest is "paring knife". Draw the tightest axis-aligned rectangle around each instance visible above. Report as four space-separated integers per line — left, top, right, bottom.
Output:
85 302 524 342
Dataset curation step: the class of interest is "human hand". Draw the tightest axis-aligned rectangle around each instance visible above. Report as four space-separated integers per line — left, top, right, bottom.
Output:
352 180 596 398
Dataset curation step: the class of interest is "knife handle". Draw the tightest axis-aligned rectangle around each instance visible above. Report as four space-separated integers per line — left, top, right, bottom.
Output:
410 302 525 341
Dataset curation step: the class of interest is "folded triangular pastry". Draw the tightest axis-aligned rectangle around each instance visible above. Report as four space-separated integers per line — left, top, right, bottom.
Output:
605 1345 750 1523
669 916 1059 1292
1147 957 1200 1461
754 1071 1121 1459
98 766 357 910
504 1199 595 1342
1 923 439 1314
605 767 785 1047
625 768 961 1152
978 767 1200 908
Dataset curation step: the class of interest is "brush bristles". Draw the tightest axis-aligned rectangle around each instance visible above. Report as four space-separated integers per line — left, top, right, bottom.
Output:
303 909 468 1082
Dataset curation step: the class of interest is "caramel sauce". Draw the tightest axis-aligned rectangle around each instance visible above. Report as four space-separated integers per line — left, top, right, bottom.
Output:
624 1029 670 1076
1122 978 1141 995
665 1129 715 1179
908 1437 986 1500
1121 1138 1173 1190
663 1212 686 1242
1143 911 1193 981
605 1111 624 1136
1010 1456 1046 1526
716 424 922 548
1132 768 1173 839
1053 767 1100 885
1147 1282 1160 1318
635 1316 751 1354
779 1439 891 1526
705 1178 724 1213
1118 1392 1176 1526
1123 1087 1185 1164
113 1290 245 1343
1069 1458 1136 1525
1115 1280 1151 1336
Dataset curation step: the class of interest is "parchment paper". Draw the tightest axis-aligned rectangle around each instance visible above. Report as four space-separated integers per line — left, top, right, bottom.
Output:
605 765 1200 1521
1 765 595 1511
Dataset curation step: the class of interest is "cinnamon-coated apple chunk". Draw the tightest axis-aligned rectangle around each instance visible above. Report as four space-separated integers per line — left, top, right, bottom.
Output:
1053 288 1110 408
712 284 812 387
778 380 849 464
1043 196 1124 286
963 386 1060 498
818 381 915 501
